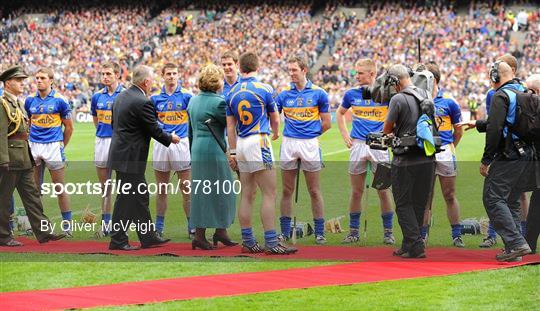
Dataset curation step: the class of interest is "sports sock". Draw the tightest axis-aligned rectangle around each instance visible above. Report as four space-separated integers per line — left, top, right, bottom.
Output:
487 222 496 239
420 225 428 240
241 227 256 247
451 224 462 239
156 215 165 233
61 211 72 231
381 211 394 231
102 213 111 232
314 218 325 237
264 230 279 248
349 212 361 231
280 216 292 237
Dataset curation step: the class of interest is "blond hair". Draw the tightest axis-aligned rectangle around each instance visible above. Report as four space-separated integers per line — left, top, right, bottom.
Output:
355 59 376 72
197 63 224 92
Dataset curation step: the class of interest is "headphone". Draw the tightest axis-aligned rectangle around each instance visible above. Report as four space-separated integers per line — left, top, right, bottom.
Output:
489 60 501 84
385 66 414 88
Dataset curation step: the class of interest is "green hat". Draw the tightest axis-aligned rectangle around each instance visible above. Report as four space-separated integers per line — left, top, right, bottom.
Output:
0 66 29 82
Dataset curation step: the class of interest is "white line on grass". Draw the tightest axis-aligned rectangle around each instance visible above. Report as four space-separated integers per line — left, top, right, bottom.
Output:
323 148 349 156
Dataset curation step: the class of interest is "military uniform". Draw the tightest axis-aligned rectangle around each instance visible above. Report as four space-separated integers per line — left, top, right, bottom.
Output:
0 66 65 246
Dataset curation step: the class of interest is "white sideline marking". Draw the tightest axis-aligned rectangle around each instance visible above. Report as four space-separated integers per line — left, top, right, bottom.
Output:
323 148 349 156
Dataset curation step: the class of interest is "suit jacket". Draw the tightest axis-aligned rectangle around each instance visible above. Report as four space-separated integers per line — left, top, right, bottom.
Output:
108 85 172 174
0 92 34 170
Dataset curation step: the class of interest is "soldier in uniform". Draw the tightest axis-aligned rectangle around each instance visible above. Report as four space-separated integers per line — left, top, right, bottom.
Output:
0 66 66 246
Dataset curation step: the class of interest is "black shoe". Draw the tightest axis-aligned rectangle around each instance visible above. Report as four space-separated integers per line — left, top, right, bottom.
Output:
213 234 239 247
192 239 215 250
265 242 298 255
109 243 141 251
495 244 531 262
400 251 426 259
393 248 407 256
241 242 264 254
38 233 67 244
0 239 23 247
141 236 171 249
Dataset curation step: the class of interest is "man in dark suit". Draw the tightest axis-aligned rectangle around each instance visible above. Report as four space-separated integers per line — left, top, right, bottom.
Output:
108 65 180 251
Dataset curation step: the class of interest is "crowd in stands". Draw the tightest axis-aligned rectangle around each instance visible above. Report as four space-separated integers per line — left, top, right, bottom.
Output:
0 0 538 113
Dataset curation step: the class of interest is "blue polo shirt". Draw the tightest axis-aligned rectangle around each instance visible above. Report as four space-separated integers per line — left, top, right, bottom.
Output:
225 77 277 138
341 87 388 140
91 84 125 138
275 81 329 139
150 85 192 138
434 90 462 146
25 90 71 143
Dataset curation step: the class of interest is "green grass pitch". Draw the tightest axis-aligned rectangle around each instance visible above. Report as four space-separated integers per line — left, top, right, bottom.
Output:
2 122 538 310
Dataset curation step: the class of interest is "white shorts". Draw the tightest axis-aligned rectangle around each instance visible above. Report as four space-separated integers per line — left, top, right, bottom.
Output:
237 134 274 173
280 136 323 172
94 137 111 168
29 141 66 171
435 144 457 177
152 137 191 172
349 139 390 175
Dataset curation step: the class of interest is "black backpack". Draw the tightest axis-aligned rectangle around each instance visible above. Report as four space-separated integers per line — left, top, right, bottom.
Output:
503 89 540 142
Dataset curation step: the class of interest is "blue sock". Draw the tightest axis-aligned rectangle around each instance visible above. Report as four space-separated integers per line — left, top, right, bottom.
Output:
420 225 428 240
381 212 394 231
451 224 462 239
156 215 165 233
102 213 111 232
187 217 194 233
280 216 291 237
61 211 72 230
264 230 279 248
241 227 256 247
488 222 496 239
521 221 527 236
314 218 325 237
9 196 15 214
349 212 361 232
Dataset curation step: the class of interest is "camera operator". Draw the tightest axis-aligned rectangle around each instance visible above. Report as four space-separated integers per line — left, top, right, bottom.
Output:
383 64 435 258
480 61 532 262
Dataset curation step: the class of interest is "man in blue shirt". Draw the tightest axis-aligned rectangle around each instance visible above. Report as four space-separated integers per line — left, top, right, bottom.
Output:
275 56 332 245
25 67 74 236
91 62 125 237
221 51 240 97
336 58 395 245
422 63 464 247
150 63 193 239
227 52 296 254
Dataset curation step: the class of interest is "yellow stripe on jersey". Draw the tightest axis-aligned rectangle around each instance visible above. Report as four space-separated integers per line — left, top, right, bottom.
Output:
283 107 320 121
437 115 452 131
351 106 388 122
157 111 188 125
97 110 112 124
31 114 62 128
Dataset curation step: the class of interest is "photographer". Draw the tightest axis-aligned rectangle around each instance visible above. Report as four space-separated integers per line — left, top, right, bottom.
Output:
383 64 435 258
480 61 532 262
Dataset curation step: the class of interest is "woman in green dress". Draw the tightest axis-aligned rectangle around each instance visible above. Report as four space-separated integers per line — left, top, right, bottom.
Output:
188 64 237 250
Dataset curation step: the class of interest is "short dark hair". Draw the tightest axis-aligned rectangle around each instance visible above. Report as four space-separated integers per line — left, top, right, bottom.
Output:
425 62 441 84
221 50 239 63
287 56 309 71
497 53 518 72
239 52 259 73
102 62 121 75
161 63 178 75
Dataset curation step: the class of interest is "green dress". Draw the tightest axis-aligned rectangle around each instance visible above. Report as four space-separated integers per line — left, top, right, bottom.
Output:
188 91 236 229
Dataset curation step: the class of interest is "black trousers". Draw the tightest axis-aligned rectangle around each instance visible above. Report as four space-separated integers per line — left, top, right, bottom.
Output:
109 171 155 247
391 155 435 255
483 149 532 251
526 189 540 253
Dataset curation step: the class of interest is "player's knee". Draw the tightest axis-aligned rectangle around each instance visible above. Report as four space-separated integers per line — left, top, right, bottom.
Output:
307 187 322 199
351 188 364 199
282 185 294 198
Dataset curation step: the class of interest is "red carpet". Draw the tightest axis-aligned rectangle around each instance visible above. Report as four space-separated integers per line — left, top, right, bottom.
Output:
3 237 540 262
1 260 536 311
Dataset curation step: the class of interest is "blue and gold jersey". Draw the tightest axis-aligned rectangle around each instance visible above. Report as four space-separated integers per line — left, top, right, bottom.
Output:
434 90 462 145
91 84 125 138
341 87 388 140
275 81 329 139
223 75 240 97
226 77 277 138
25 90 71 143
151 85 192 138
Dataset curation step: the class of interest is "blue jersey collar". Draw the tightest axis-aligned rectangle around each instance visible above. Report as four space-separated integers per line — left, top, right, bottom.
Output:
161 84 182 95
106 84 124 95
37 89 55 99
291 80 313 91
